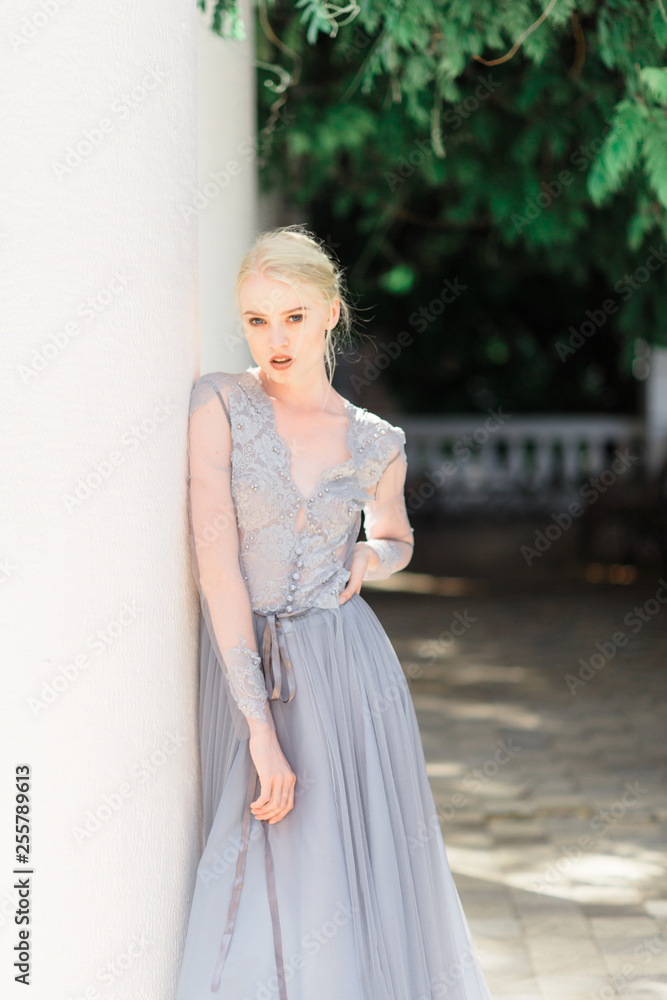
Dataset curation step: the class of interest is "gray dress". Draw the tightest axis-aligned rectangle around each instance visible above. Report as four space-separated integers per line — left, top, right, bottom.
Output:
176 367 492 1000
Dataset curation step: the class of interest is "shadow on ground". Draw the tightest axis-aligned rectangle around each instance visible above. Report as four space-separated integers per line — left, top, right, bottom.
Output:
361 516 667 1000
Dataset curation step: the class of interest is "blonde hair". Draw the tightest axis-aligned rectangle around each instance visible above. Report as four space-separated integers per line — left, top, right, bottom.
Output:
234 225 356 381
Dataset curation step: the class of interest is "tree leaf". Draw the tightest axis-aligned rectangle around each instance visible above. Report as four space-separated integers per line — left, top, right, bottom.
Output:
587 100 648 205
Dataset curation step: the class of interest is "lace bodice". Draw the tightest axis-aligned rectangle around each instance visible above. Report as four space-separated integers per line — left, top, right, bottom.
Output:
187 366 414 732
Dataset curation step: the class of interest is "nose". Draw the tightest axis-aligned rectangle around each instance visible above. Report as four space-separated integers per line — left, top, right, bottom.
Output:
268 322 289 349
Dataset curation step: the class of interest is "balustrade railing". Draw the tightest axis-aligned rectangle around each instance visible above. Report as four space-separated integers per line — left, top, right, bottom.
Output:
390 414 647 513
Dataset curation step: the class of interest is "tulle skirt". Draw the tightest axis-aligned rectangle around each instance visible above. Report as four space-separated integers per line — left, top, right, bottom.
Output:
175 591 492 1000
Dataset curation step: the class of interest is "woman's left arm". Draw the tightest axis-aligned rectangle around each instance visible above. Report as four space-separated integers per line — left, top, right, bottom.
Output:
339 438 414 602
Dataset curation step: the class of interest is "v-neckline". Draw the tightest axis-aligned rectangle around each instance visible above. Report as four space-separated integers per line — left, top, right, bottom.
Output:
246 366 356 502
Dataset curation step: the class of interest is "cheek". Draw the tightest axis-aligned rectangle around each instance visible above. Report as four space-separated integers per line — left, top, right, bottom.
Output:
293 320 325 344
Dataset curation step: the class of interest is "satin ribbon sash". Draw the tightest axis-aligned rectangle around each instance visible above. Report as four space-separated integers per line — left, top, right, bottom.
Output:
210 607 311 995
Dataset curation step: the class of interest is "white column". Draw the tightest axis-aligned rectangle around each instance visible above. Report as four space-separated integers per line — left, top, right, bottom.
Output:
197 0 258 373
0 3 202 998
645 346 667 475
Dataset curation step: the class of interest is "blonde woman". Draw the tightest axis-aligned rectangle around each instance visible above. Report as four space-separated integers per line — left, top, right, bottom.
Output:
176 226 492 1000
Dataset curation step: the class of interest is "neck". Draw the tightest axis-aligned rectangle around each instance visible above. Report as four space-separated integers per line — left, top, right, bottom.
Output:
257 361 336 412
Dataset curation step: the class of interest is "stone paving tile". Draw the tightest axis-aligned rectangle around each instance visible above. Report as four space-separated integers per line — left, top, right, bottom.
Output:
469 917 525 940
619 976 667 999
535 976 612 999
366 577 667 1000
590 916 663 937
601 946 667 976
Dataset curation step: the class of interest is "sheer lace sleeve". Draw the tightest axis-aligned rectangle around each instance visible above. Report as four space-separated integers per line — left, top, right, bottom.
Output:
187 375 271 731
361 430 415 581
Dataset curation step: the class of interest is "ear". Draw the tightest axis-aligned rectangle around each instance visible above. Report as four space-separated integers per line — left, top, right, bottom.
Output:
328 296 341 329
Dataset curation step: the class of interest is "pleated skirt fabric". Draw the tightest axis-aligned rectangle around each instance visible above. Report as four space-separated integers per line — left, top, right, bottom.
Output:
175 592 492 1000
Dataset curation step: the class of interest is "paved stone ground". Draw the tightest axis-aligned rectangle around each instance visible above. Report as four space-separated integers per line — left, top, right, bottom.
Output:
362 523 667 1000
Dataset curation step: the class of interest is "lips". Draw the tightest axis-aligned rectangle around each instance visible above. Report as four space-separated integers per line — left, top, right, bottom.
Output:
270 356 293 368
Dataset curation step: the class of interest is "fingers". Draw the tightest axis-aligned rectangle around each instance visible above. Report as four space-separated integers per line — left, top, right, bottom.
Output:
339 573 362 604
272 777 295 823
339 584 359 603
339 544 373 603
340 554 368 603
250 778 273 813
251 773 296 824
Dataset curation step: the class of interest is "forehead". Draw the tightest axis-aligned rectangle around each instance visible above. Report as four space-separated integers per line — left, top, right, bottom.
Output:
239 272 322 310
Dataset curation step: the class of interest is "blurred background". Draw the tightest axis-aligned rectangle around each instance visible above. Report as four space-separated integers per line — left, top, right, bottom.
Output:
198 2 667 996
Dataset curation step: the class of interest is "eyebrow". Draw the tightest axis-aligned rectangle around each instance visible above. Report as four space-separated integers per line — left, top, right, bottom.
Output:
243 306 309 316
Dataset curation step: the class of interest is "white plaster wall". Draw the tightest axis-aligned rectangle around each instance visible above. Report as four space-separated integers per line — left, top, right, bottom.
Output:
0 2 203 997
197 0 257 374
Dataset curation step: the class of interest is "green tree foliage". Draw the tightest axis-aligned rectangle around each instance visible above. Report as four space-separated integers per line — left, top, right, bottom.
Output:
205 0 667 413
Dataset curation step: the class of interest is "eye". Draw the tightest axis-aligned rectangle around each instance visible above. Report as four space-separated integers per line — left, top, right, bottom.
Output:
287 313 303 323
248 317 264 326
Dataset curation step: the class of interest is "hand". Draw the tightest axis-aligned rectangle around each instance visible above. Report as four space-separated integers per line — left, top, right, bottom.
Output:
248 727 296 824
338 542 376 604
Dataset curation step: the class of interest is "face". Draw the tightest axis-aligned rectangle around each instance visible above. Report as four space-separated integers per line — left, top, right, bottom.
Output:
239 272 340 381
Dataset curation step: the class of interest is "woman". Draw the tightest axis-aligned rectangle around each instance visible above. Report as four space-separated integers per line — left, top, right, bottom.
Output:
176 226 492 1000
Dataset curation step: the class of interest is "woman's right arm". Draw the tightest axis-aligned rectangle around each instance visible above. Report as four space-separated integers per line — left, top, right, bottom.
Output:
188 376 296 823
